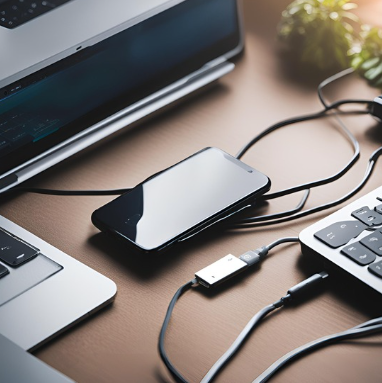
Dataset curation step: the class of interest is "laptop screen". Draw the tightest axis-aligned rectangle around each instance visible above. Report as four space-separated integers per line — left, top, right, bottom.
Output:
0 0 240 177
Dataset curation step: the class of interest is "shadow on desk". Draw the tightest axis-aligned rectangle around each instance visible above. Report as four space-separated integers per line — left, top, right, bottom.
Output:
87 224 231 282
297 253 382 319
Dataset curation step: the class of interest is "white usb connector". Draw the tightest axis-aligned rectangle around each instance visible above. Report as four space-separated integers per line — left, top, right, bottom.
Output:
195 254 247 288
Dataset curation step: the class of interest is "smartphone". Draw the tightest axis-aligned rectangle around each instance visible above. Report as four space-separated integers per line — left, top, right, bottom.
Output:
91 147 270 253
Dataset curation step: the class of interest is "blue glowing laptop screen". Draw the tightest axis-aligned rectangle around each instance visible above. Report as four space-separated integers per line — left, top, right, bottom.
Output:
0 0 240 175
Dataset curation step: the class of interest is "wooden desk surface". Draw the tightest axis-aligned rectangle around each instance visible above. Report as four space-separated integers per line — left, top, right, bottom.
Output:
1 1 382 382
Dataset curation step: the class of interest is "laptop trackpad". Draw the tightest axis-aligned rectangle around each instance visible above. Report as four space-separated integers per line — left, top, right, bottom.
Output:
0 255 62 306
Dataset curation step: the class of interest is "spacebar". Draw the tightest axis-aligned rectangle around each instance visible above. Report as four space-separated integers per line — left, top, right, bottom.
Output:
0 254 62 306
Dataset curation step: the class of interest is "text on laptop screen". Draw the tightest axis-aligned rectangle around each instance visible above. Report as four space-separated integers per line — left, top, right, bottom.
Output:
0 0 240 175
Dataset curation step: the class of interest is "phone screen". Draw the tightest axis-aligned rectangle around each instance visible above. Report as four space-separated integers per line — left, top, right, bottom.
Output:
92 148 270 252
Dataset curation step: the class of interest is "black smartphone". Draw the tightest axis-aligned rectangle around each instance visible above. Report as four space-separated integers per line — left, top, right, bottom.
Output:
92 147 270 253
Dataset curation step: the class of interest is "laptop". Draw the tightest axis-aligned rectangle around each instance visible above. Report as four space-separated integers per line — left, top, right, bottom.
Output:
0 0 243 193
0 0 243 379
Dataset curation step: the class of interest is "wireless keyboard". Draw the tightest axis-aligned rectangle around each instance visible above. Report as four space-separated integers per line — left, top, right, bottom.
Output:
300 186 382 295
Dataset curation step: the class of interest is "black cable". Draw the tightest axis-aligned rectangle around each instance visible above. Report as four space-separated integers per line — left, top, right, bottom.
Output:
158 279 196 383
266 236 299 251
159 270 382 383
232 146 382 228
159 241 326 383
326 98 373 111
231 68 370 223
158 237 300 383
253 321 382 383
233 68 378 228
240 237 300 264
261 109 363 202
239 190 310 224
260 81 372 202
234 68 371 225
235 106 365 161
317 68 373 110
199 272 328 383
318 68 355 107
240 107 368 202
233 107 363 224
5 186 131 196
200 301 284 383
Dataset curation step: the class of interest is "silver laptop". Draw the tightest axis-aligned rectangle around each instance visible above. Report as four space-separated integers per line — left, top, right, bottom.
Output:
0 0 243 194
0 0 243 380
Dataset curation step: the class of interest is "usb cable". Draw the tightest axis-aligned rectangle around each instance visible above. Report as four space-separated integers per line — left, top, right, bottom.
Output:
194 237 299 288
199 271 329 383
159 236 382 383
158 236 326 383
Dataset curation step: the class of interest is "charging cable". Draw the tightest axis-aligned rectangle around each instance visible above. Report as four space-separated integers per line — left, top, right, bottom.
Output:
158 236 318 383
159 235 382 383
159 269 328 382
253 317 382 383
232 146 382 228
199 271 329 383
232 68 377 227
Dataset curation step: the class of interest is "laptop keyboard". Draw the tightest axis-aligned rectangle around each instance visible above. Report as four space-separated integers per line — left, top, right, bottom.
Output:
0 0 71 29
0 227 62 306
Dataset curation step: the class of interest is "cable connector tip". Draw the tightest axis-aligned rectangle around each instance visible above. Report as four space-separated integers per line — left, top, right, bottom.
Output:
239 248 265 266
287 271 329 300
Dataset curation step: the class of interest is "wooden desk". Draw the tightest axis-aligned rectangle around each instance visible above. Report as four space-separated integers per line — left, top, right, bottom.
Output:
1 1 382 382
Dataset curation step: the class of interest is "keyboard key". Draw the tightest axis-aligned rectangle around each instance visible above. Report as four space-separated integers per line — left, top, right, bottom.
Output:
0 0 71 29
375 204 382 215
314 221 367 248
0 264 9 279
369 261 382 278
352 206 382 227
0 229 39 267
361 231 382 256
341 243 376 266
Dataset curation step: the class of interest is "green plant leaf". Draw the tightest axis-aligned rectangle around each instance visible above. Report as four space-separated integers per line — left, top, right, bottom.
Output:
361 57 381 71
351 27 382 88
278 0 359 71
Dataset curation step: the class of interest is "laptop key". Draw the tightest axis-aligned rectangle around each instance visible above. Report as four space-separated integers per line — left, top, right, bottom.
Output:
369 261 382 279
341 243 376 266
360 231 382 256
0 229 39 267
314 221 367 248
0 263 9 279
352 206 382 227
375 204 382 215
